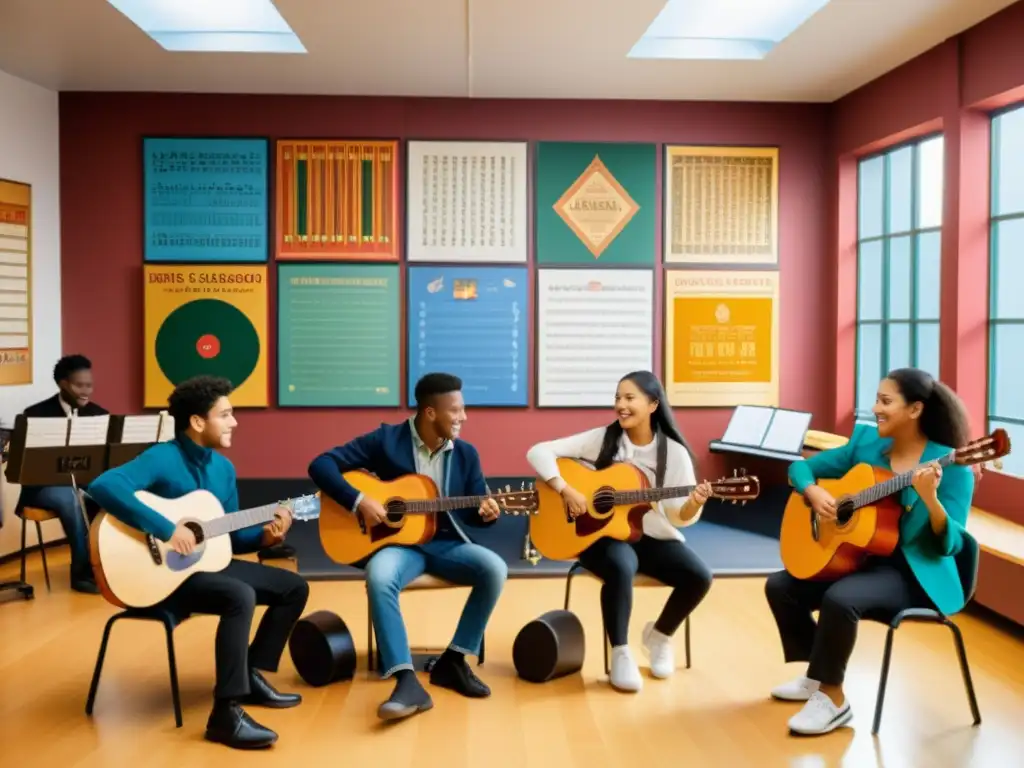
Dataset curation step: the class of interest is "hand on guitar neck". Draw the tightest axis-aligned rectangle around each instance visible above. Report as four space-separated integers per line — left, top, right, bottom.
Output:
168 504 294 555
805 460 945 524
559 480 714 519
359 491 502 523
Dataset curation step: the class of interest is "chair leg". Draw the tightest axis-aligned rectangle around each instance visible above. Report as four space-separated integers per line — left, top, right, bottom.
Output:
684 617 691 669
36 522 51 593
603 621 610 676
366 597 376 673
162 618 183 728
19 518 28 584
479 636 485 665
946 620 982 726
563 569 576 611
85 613 122 716
872 626 897 735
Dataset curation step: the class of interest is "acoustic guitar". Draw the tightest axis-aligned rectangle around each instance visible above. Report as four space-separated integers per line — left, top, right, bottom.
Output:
90 490 321 608
779 429 1011 581
528 459 761 561
318 471 539 565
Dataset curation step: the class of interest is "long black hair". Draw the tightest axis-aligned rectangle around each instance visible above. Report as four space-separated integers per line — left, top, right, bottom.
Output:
886 368 971 449
593 370 697 484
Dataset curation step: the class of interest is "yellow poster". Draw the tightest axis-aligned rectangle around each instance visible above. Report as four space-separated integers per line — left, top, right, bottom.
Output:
664 270 779 407
144 265 269 408
0 179 32 386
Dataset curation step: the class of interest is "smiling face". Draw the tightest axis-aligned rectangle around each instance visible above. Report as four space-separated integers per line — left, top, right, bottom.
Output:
190 396 238 449
59 367 94 409
872 377 924 438
615 377 658 432
425 390 467 442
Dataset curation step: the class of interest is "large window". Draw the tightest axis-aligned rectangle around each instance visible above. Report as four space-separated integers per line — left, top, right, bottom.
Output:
855 136 944 421
989 107 1024 477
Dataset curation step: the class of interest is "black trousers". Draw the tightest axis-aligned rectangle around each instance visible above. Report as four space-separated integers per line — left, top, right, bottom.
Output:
162 559 310 700
764 555 932 686
578 535 713 647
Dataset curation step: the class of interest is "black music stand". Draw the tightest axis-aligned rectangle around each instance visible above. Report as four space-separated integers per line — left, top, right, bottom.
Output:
709 405 813 463
105 412 174 470
2 413 112 602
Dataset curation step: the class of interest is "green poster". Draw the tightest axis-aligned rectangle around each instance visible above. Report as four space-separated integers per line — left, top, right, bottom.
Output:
535 141 656 265
277 263 400 406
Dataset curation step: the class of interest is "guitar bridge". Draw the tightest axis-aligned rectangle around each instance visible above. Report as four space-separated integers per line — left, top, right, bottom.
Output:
146 535 163 565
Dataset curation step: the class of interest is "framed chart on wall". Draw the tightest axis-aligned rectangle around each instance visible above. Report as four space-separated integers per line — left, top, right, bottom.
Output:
143 265 269 407
664 270 779 407
407 265 528 407
406 141 528 263
275 139 400 261
664 145 779 267
277 262 400 407
0 179 31 385
142 137 269 263
536 268 654 407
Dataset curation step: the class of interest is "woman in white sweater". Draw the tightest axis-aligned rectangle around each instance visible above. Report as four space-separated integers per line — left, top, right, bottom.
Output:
525 371 713 692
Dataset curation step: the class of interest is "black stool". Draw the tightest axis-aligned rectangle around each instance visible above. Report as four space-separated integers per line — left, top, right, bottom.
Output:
513 609 586 683
288 610 357 687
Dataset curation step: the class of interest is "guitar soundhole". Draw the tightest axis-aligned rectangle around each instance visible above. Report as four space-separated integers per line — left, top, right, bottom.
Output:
385 500 406 525
592 487 615 515
184 520 205 544
836 498 856 526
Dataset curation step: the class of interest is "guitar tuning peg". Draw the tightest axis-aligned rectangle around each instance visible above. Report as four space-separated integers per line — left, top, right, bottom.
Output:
504 484 511 492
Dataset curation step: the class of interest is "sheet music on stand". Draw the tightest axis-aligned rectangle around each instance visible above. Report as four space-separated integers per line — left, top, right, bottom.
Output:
710 405 813 462
107 411 175 468
68 414 111 446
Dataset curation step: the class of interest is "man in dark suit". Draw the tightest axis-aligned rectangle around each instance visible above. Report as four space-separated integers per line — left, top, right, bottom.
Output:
19 354 108 593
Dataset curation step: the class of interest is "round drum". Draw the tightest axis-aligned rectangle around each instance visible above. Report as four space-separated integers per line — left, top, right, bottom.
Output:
512 609 586 683
288 610 357 687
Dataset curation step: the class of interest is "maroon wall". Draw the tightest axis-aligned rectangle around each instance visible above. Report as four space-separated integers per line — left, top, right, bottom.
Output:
58 94 832 479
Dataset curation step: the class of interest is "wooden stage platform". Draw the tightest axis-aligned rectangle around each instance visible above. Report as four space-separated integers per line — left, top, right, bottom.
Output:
2 550 1022 767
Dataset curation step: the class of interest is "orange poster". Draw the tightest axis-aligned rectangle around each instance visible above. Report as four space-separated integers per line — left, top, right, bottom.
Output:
664 270 779 407
0 179 32 386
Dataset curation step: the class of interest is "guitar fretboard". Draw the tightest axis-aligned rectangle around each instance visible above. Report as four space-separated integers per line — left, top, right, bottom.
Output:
404 493 526 513
612 485 696 505
203 502 283 538
849 452 956 510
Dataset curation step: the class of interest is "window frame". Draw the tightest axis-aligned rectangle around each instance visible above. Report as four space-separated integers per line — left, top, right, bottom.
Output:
854 133 944 422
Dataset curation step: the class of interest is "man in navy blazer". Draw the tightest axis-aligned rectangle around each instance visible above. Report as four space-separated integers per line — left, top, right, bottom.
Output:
308 372 508 721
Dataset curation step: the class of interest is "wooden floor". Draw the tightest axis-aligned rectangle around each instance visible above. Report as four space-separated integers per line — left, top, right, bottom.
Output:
2 549 1023 768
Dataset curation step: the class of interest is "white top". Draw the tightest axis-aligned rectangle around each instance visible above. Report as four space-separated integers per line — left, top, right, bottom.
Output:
525 427 703 542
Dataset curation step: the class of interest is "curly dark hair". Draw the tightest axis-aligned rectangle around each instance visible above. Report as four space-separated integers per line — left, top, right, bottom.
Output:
414 372 462 410
167 375 234 434
53 354 91 383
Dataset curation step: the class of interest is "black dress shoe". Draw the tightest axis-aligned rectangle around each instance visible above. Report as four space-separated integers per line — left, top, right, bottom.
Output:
71 578 100 595
429 653 491 698
237 669 302 708
204 703 277 750
377 672 433 721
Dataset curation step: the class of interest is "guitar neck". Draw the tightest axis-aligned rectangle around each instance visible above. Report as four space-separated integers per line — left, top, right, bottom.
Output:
612 485 695 505
403 494 491 514
850 452 956 509
203 502 281 538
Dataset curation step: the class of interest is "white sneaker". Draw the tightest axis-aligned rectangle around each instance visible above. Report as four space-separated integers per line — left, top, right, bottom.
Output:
641 622 675 679
609 645 643 692
787 691 853 735
770 676 819 701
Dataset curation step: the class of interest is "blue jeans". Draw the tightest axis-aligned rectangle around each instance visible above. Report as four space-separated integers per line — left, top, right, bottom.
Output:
17 485 92 581
364 539 508 678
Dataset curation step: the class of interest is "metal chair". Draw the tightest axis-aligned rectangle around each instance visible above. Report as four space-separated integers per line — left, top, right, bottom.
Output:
16 504 59 593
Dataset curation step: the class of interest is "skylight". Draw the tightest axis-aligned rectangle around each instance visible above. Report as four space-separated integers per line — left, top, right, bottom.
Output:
107 0 307 54
628 0 832 61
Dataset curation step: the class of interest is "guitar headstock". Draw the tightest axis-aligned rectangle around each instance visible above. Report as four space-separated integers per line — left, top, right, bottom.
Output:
278 493 322 522
953 429 1011 469
493 482 540 516
708 469 761 505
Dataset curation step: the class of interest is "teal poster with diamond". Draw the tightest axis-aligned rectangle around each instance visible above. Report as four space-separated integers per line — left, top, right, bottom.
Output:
535 141 656 265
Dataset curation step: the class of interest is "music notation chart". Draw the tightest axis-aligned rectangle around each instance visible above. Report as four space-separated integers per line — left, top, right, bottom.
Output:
407 266 528 407
143 137 269 263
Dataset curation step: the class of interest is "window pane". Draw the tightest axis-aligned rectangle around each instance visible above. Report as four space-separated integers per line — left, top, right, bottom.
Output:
915 322 940 378
993 106 1024 217
991 217 1024 320
991 323 1024 419
915 230 941 320
916 136 944 229
857 324 882 414
887 323 911 371
888 235 912 320
987 419 1024 478
858 240 883 320
887 146 914 233
858 156 884 239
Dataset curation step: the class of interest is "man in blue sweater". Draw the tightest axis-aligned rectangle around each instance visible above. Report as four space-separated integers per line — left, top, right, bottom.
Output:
308 372 508 721
87 376 309 750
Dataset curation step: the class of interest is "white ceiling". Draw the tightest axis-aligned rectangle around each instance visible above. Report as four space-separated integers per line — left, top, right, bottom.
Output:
0 0 1016 102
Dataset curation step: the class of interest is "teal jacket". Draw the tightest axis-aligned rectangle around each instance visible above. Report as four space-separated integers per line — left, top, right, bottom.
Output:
87 435 265 554
788 423 975 615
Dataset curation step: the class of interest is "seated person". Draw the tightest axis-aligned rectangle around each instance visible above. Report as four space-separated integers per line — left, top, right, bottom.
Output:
87 375 309 750
308 372 507 722
18 354 108 593
765 368 975 736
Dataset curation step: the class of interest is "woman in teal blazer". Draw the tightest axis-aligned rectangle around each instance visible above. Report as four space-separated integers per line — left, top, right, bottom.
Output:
765 368 975 736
